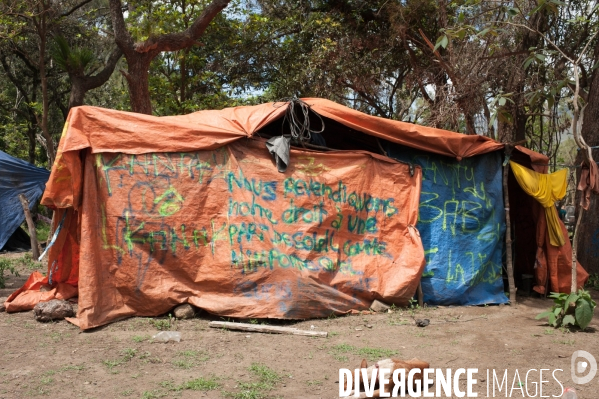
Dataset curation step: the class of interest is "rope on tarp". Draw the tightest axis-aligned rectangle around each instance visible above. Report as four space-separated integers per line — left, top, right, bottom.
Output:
37 211 67 261
274 98 325 143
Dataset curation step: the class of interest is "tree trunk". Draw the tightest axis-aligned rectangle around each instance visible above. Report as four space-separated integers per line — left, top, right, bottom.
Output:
123 55 153 114
66 47 123 112
575 39 599 276
36 2 56 166
108 0 230 115
27 127 36 164
68 77 86 110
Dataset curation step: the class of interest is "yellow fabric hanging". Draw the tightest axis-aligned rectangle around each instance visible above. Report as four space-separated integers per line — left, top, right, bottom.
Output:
509 161 568 246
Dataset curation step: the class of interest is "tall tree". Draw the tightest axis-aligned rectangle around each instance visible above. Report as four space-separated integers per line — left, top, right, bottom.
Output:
108 0 232 114
51 36 123 112
576 36 599 274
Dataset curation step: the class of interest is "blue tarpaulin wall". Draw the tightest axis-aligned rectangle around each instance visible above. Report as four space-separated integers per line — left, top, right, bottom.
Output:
0 151 50 249
387 145 508 305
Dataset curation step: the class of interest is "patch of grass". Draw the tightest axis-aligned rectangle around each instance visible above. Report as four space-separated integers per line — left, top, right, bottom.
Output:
306 380 323 386
158 381 181 392
229 363 281 399
553 339 575 346
50 332 63 342
183 377 220 391
141 390 167 399
102 348 137 372
40 377 53 385
159 377 220 393
331 343 355 353
170 349 209 369
132 335 150 343
19 253 39 270
178 350 199 357
172 358 194 369
121 348 137 361
328 343 397 361
356 347 398 360
543 328 555 335
0 258 19 289
35 222 51 242
102 359 121 369
149 317 172 331
120 389 134 396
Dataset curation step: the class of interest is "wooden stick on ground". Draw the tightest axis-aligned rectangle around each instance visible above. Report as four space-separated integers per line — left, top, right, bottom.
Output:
18 194 41 259
209 321 328 337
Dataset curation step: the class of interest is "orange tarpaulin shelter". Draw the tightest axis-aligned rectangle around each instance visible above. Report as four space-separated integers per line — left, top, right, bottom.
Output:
4 98 587 329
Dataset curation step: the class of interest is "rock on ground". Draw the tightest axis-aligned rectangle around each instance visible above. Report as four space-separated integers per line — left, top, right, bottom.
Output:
33 299 74 322
173 304 195 319
370 299 391 313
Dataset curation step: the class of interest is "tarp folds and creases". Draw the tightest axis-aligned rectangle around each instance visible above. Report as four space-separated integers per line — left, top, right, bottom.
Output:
388 145 507 305
0 151 50 249
509 161 567 246
531 203 588 294
12 138 425 329
41 99 504 211
577 160 599 210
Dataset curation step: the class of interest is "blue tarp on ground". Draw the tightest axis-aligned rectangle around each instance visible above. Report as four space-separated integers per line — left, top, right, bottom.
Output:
0 151 50 249
387 145 508 305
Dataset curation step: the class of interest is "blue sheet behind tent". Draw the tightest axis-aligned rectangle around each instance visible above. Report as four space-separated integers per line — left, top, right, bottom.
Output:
387 145 507 305
0 151 50 250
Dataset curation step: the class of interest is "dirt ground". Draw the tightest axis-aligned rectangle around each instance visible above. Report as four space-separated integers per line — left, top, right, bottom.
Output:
1 251 598 399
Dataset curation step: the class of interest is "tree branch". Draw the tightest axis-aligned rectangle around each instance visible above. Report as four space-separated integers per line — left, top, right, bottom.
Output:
108 0 134 54
83 47 123 90
134 0 231 54
61 0 93 17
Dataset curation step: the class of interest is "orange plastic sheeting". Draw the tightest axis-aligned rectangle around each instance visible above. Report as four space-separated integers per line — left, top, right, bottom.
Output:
4 271 77 312
532 203 588 294
303 98 504 159
578 160 599 210
41 99 502 210
20 139 424 329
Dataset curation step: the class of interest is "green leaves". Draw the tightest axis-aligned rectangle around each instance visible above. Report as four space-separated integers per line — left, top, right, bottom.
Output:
50 35 95 74
575 300 593 330
434 35 448 51
537 289 596 331
562 315 576 327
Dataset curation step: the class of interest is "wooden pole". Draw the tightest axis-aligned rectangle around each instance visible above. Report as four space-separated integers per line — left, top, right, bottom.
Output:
417 283 424 307
18 194 41 259
502 149 517 304
209 321 328 337
571 206 583 293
